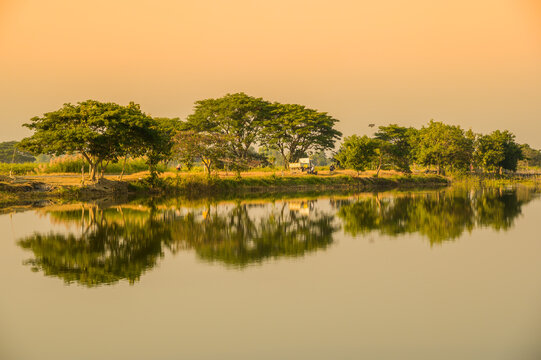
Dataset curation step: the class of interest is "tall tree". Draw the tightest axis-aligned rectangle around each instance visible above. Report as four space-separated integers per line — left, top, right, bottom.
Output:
186 93 272 172
261 103 342 169
19 100 155 181
475 130 522 173
143 117 184 181
374 125 415 172
334 135 378 175
414 120 473 174
173 130 228 177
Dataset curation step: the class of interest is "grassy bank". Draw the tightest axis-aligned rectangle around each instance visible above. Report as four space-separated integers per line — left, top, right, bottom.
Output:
0 173 450 208
130 174 450 196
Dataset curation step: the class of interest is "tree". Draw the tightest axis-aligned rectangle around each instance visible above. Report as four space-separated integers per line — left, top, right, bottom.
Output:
0 141 35 163
173 130 228 177
186 93 272 173
475 130 523 174
19 100 155 181
414 120 473 174
334 135 378 175
520 144 541 168
374 125 415 172
310 151 331 166
142 117 183 181
260 103 342 169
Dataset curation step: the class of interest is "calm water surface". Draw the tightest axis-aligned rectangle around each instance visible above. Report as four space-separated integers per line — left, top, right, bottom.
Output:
1 186 541 360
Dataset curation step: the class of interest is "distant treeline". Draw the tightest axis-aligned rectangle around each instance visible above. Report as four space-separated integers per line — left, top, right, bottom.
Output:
336 121 541 176
6 93 541 179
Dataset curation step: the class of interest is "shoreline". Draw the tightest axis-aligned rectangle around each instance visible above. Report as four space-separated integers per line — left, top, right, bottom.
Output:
2 172 539 210
1 174 449 208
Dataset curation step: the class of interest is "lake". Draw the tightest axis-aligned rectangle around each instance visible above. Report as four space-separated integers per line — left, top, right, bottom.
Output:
1 186 541 360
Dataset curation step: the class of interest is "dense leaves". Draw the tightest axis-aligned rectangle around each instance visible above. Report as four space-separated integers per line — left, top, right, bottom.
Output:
337 120 529 175
19 100 158 180
261 103 342 168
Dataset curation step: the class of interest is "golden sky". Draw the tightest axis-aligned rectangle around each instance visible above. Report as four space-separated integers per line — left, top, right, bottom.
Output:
1 0 540 147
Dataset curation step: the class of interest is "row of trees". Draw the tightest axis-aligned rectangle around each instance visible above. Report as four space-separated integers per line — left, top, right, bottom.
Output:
16 95 540 179
174 93 341 175
18 94 342 179
336 121 534 175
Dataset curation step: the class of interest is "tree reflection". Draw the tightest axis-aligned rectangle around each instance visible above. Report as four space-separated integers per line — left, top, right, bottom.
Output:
337 187 536 244
18 200 339 285
17 187 537 286
18 206 170 286
167 201 338 267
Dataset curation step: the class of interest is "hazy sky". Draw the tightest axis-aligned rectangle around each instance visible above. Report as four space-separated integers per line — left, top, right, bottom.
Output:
1 0 540 147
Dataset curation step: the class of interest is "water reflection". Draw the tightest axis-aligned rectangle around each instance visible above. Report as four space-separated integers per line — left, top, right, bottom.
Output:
18 200 338 286
16 186 538 286
18 206 170 286
167 201 337 266
336 187 537 244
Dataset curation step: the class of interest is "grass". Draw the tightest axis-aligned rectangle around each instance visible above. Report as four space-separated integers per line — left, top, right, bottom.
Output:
125 173 449 197
0 156 168 175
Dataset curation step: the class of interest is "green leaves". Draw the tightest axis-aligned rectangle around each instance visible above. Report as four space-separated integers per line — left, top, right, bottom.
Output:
19 100 157 180
261 103 342 167
182 93 342 171
413 120 474 174
335 135 379 174
475 130 523 173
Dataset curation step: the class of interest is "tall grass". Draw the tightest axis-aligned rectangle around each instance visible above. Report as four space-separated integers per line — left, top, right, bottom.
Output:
0 155 166 175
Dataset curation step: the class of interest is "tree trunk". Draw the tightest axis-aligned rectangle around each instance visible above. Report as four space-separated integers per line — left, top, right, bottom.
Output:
282 153 289 170
375 154 382 178
203 160 212 178
90 164 97 181
119 155 127 180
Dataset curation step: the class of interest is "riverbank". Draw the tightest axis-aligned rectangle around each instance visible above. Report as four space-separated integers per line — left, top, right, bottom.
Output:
0 173 449 208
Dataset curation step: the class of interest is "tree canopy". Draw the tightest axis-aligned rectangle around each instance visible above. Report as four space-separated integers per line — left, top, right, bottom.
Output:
185 93 272 172
261 103 342 168
474 130 523 173
413 120 474 174
19 100 157 180
334 135 378 175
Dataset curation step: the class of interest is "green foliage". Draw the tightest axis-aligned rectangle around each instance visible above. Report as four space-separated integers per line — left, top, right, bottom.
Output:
186 93 272 172
143 117 183 179
475 130 523 173
173 130 228 177
19 100 157 180
261 103 342 168
374 125 416 172
334 135 378 174
0 141 35 163
520 144 541 168
413 120 474 174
